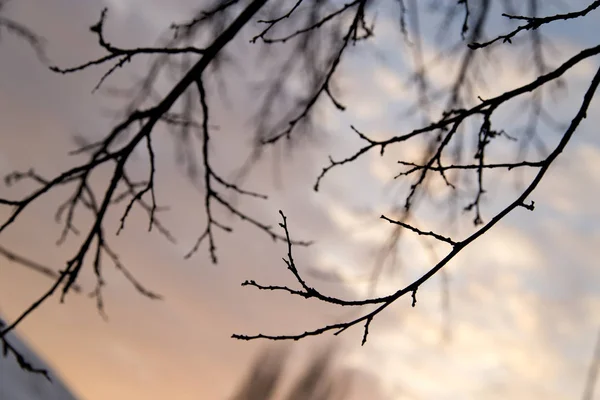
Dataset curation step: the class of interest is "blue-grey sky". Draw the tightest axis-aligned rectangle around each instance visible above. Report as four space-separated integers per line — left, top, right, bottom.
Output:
1 1 599 399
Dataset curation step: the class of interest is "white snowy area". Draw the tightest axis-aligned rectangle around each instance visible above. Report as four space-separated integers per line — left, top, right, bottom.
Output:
1 322 79 400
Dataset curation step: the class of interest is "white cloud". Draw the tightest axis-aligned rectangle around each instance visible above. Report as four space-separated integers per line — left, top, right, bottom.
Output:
335 199 598 400
325 200 393 245
374 66 408 100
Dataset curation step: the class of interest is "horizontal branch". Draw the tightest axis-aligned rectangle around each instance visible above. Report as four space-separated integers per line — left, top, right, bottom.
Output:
234 64 600 344
314 42 600 189
469 0 600 49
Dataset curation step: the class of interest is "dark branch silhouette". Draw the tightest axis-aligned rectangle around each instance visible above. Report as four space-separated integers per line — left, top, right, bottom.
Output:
0 2 599 396
0 317 50 381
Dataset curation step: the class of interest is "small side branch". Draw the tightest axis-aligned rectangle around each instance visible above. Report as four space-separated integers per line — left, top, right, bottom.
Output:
380 215 457 246
0 318 50 381
469 1 600 49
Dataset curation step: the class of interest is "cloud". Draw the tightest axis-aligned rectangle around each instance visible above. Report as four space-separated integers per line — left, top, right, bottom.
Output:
3 2 600 400
374 65 409 100
334 184 597 400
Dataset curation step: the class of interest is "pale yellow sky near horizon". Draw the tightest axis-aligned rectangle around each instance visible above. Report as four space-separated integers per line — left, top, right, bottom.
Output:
1 1 600 400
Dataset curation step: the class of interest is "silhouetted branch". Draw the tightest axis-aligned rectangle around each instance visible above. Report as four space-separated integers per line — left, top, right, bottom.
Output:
0 0 47 62
50 8 207 92
0 318 50 381
0 0 274 341
380 215 457 246
0 245 82 293
316 42 600 221
2 0 600 384
235 64 600 344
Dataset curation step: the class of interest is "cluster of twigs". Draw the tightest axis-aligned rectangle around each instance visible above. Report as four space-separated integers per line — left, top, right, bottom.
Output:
0 0 372 344
233 0 600 343
1 0 599 387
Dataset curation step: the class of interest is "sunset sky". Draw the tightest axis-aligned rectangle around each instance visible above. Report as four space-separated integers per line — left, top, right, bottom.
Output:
1 1 600 399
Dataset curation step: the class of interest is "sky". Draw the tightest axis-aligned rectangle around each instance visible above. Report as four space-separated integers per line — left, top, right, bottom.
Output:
1 0 600 399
